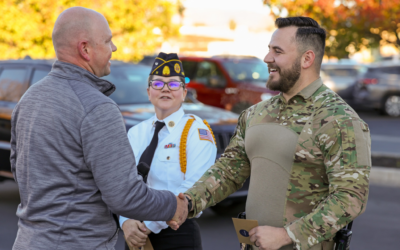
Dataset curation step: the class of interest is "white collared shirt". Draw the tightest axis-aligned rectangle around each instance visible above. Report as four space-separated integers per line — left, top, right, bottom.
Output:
120 107 217 233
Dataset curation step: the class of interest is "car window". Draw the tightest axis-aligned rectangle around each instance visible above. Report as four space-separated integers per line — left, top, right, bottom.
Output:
103 65 151 105
367 67 380 74
221 58 269 83
31 68 51 85
380 66 400 74
0 68 28 102
322 68 359 77
194 61 226 88
181 61 198 79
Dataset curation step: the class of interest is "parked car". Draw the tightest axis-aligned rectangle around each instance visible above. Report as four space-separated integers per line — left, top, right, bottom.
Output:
0 58 248 210
320 62 367 105
353 62 400 117
179 55 279 114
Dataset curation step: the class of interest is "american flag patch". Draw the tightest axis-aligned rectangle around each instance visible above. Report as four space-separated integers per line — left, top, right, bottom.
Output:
198 129 214 143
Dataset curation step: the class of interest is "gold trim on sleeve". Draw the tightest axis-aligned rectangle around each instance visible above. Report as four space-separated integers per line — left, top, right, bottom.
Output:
179 118 195 175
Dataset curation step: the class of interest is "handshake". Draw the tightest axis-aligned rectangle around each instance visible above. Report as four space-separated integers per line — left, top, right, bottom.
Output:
167 193 192 230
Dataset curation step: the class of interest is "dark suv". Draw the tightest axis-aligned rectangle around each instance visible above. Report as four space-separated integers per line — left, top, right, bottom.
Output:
0 59 53 180
180 55 279 114
353 63 400 117
0 59 248 210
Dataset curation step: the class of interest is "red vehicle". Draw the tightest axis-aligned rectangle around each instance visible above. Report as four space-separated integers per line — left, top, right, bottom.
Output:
180 55 279 113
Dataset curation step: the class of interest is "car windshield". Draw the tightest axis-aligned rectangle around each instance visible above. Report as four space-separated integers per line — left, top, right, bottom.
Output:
102 64 151 105
221 59 269 82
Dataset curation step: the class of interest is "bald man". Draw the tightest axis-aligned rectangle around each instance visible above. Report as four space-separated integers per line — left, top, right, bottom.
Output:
10 7 187 250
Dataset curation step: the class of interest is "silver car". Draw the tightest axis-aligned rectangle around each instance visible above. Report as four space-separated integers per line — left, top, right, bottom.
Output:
353 62 400 117
320 62 367 105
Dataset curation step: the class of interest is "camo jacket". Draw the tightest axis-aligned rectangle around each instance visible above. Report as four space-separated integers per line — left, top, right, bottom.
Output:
185 78 371 250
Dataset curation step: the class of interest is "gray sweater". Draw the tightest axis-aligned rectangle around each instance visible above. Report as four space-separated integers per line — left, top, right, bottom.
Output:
10 61 177 250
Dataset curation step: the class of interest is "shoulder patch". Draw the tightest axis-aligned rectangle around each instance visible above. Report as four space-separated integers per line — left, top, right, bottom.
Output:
198 128 214 143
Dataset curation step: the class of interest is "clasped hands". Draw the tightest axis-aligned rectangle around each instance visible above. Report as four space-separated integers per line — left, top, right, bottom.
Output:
122 219 151 249
166 193 191 230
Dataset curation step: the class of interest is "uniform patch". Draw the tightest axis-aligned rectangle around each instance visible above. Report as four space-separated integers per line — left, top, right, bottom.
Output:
198 129 214 143
164 143 176 149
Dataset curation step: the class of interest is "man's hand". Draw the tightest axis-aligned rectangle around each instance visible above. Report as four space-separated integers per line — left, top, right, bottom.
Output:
122 219 152 249
166 193 188 230
249 225 292 250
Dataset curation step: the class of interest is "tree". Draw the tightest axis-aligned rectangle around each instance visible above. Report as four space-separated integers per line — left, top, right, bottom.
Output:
263 0 400 58
0 0 180 61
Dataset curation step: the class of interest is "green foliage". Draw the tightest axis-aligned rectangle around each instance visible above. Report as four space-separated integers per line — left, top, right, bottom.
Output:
263 0 400 58
0 0 180 61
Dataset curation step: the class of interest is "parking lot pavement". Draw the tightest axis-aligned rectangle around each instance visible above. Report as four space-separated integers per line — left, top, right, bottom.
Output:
358 111 400 156
1 180 400 250
194 183 400 250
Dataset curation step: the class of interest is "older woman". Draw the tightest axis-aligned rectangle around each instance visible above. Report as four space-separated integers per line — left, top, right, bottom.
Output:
120 53 217 250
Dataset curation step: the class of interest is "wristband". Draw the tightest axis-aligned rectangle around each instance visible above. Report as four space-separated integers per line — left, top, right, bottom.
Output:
185 196 193 212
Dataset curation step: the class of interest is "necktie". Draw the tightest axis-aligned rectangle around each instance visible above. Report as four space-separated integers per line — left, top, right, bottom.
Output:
139 121 165 167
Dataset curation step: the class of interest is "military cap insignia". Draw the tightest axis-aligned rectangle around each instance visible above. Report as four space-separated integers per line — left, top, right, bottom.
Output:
168 121 175 127
174 63 181 74
162 66 170 76
149 52 185 78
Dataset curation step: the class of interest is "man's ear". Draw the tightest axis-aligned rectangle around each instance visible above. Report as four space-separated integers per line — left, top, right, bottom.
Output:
302 50 315 69
78 40 90 61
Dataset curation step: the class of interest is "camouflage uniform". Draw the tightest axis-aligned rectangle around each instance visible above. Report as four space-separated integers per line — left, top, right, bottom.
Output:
185 78 371 250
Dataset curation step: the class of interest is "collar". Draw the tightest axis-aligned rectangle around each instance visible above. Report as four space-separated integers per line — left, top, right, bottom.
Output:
152 107 185 134
49 60 116 96
297 77 323 100
274 77 323 104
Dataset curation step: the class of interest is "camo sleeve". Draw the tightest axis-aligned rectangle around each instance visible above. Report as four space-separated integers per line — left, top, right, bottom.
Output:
285 116 371 249
185 111 251 218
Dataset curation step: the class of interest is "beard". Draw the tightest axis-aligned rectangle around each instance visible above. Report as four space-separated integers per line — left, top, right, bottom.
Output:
267 57 301 93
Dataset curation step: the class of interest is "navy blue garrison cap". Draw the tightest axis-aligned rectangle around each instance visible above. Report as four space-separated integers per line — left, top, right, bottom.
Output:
150 52 185 77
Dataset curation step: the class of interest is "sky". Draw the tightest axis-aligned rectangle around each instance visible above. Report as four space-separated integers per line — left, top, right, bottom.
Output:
182 0 274 31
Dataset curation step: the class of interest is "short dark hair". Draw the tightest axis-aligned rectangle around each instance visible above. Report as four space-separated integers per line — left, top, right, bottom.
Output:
148 75 186 89
275 17 326 71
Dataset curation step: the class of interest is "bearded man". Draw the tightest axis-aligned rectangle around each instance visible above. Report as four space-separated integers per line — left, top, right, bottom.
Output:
180 17 371 250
